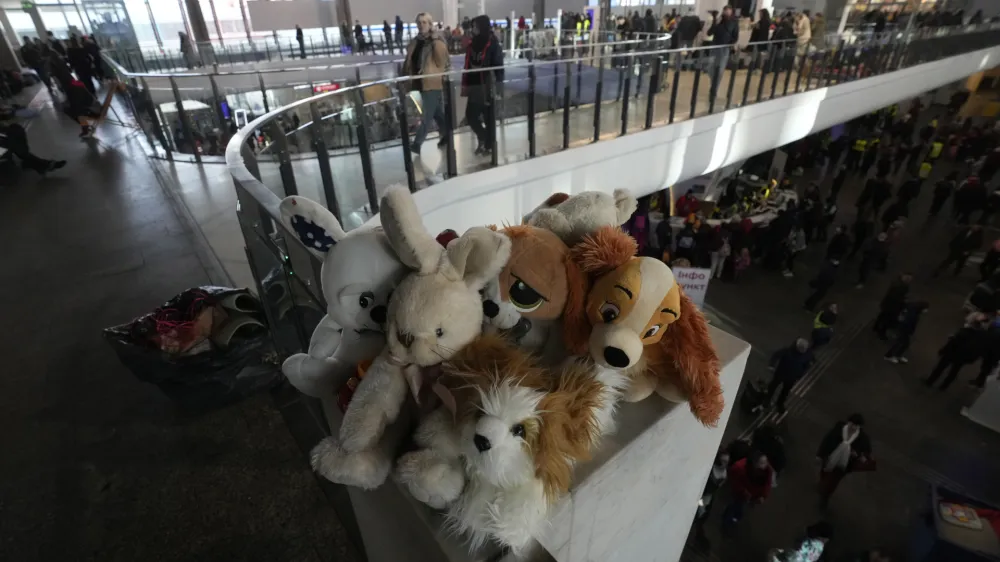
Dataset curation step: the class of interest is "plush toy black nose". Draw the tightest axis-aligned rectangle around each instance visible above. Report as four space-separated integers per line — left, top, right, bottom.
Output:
370 305 387 325
473 434 492 452
398 330 415 348
603 346 630 368
483 300 499 318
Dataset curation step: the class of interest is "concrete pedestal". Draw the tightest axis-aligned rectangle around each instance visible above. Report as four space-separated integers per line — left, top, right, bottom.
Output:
321 327 750 562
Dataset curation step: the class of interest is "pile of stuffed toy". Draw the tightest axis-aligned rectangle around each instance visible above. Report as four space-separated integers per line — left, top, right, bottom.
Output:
278 186 725 557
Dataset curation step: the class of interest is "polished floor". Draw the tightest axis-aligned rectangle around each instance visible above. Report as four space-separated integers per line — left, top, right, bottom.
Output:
0 86 358 562
8 77 1000 562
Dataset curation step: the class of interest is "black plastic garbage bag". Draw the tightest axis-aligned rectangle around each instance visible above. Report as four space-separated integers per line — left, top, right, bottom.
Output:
104 286 282 412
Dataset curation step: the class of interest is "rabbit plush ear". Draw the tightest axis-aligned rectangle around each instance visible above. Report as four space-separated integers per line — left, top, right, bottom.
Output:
445 227 512 289
279 196 348 258
612 189 639 225
657 291 724 426
380 187 442 274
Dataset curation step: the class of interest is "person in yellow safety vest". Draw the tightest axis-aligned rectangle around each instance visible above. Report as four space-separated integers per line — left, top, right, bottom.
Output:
811 303 838 349
930 140 944 160
846 138 867 170
576 20 582 37
919 161 933 180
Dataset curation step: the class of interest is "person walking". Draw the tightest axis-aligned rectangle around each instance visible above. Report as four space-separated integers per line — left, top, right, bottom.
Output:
405 12 451 155
767 521 833 562
759 338 815 414
0 123 67 174
970 318 1000 388
782 226 807 278
20 38 53 95
873 273 911 339
811 303 838 349
933 225 984 277
394 15 405 49
827 225 851 262
692 450 730 548
296 25 306 59
462 15 504 157
805 260 839 311
954 175 987 224
830 164 848 201
925 314 989 390
722 450 773 534
929 172 956 217
817 414 872 508
66 36 95 97
354 20 366 53
179 31 196 69
884 301 929 363
981 240 1000 282
857 233 890 288
707 6 738 102
709 226 731 279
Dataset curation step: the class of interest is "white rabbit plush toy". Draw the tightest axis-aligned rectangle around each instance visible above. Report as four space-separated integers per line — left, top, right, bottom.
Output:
311 186 511 490
278 195 407 426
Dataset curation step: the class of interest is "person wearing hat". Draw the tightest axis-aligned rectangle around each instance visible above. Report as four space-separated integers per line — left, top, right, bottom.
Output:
816 414 872 508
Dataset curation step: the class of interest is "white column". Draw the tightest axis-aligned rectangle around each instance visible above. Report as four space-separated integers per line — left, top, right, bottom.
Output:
837 0 856 35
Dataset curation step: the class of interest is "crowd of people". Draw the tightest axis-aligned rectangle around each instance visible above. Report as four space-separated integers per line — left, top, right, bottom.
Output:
19 31 105 137
666 87 1000 559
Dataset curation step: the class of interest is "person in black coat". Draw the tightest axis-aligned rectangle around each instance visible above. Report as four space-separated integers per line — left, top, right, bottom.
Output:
879 199 909 232
296 25 305 58
873 273 912 339
759 338 814 413
830 164 849 201
929 173 956 217
805 260 840 311
933 225 984 277
817 414 872 506
749 9 771 48
897 173 922 205
925 316 989 390
972 322 1000 388
462 15 505 156
981 241 1000 282
752 424 786 477
66 36 95 96
857 233 890 287
674 222 698 264
707 6 738 101
826 225 851 262
884 301 929 363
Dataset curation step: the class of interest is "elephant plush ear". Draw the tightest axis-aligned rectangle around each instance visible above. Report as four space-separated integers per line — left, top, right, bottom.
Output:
279 196 348 258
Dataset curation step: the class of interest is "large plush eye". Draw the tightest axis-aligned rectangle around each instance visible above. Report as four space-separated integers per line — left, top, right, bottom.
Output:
509 278 544 313
359 291 374 309
599 302 620 323
435 328 444 337
643 325 662 339
511 423 525 439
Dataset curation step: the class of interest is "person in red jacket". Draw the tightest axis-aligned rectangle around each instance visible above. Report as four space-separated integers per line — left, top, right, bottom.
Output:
722 450 774 534
675 189 701 217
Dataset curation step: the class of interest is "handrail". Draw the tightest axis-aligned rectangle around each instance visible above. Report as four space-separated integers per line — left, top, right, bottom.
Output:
216 21 1000 232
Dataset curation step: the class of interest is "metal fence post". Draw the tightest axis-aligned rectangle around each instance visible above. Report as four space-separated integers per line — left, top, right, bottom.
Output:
563 61 572 149
352 89 379 214
770 45 783 99
169 76 200 164
309 102 342 222
528 64 537 157
594 55 604 142
443 76 458 178
209 75 226 128
669 51 681 123
551 63 559 111
645 56 660 128
488 71 499 167
258 72 270 113
621 54 633 135
268 120 299 197
395 85 418 193
757 45 772 102
575 58 583 107
744 48 760 107
689 55 702 119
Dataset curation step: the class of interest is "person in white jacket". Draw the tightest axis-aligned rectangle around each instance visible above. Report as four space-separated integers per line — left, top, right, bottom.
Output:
794 12 812 57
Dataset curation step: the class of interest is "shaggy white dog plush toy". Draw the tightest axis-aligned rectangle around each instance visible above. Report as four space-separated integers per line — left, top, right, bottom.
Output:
397 335 605 556
278 195 407 424
523 188 638 246
311 187 511 490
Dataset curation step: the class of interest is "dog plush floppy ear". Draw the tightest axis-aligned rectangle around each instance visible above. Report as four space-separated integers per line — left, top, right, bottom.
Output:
652 291 724 426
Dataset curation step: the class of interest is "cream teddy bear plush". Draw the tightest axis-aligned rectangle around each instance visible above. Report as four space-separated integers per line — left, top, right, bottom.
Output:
311 187 511 490
523 188 638 246
278 196 407 429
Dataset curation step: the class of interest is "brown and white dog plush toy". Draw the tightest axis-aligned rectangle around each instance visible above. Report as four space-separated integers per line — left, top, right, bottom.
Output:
395 335 605 556
480 225 589 363
567 226 724 426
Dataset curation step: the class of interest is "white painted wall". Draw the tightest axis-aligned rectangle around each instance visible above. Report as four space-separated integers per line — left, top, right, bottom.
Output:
359 44 1000 237
246 0 338 31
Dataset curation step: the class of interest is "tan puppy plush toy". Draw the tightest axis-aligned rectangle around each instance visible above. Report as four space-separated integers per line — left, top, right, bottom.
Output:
567 226 724 426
